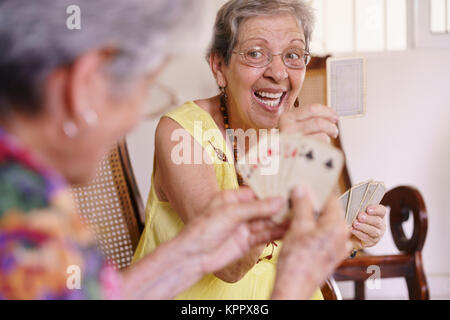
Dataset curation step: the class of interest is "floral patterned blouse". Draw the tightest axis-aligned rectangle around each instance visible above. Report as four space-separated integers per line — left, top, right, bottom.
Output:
0 127 122 299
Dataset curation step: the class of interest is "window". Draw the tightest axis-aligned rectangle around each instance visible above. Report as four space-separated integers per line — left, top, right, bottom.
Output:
308 0 408 55
414 0 450 48
430 0 450 33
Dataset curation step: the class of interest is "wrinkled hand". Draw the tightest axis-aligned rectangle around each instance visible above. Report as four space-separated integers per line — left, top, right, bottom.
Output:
279 104 340 143
272 186 352 300
182 188 289 275
351 205 387 250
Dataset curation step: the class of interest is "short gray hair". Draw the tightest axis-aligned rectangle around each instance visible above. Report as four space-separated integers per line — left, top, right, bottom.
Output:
207 0 315 64
0 0 191 116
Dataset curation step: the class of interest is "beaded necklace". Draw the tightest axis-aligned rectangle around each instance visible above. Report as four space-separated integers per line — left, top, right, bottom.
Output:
219 93 245 186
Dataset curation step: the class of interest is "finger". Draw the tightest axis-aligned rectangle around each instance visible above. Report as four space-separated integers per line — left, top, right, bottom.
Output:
295 118 339 139
296 104 339 123
351 229 375 247
290 185 316 232
357 212 384 230
353 220 382 240
366 205 387 218
248 221 289 245
225 197 285 222
306 133 331 144
208 188 256 208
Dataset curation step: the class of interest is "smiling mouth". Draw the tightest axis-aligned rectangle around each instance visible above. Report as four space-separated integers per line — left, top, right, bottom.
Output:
253 90 287 111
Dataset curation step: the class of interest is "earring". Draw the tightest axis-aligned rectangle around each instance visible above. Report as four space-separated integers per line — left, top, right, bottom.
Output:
219 86 227 99
63 121 78 138
82 109 98 127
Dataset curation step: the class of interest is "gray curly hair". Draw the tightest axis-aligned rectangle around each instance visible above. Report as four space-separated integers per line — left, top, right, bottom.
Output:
206 0 315 64
0 0 192 116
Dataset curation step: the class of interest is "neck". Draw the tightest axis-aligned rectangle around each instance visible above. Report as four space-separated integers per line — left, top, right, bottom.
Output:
1 114 65 179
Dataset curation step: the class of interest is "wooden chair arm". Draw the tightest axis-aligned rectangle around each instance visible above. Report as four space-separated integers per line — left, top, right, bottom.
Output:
381 186 428 254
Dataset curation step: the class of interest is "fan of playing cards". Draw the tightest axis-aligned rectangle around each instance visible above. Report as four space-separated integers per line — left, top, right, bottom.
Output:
236 132 345 223
339 180 387 226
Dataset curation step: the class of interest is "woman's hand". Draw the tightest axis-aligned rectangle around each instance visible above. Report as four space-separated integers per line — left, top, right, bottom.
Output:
183 188 289 277
272 186 352 300
279 104 340 143
123 188 287 299
351 205 387 250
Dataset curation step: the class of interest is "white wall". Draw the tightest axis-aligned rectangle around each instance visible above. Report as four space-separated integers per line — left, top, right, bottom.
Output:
337 49 450 299
126 1 450 300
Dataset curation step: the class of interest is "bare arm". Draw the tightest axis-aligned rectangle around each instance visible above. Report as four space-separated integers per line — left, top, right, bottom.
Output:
153 117 264 283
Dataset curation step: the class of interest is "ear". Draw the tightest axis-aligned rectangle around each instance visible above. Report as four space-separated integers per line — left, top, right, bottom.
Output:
209 53 228 89
64 48 115 126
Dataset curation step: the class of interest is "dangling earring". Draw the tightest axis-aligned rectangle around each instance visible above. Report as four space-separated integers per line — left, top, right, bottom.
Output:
219 86 229 129
220 86 227 101
294 98 300 108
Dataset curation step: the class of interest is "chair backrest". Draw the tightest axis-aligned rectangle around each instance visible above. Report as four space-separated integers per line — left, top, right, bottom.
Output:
70 139 144 269
299 56 352 195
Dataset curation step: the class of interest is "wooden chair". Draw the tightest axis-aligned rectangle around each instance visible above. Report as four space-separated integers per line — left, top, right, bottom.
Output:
304 57 429 300
70 139 144 270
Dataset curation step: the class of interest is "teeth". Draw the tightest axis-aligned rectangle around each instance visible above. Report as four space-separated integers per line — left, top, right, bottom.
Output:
255 95 281 107
256 91 283 99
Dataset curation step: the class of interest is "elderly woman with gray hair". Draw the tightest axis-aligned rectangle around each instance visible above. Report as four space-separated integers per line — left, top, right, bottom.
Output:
0 0 351 300
134 0 386 300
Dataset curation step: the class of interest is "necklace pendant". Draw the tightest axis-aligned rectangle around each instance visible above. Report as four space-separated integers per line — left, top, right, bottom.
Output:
208 140 228 163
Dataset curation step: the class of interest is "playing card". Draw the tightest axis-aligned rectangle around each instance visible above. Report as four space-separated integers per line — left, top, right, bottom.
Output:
327 57 366 118
346 180 371 224
357 181 379 213
237 132 345 224
338 189 350 215
365 182 387 208
289 136 345 212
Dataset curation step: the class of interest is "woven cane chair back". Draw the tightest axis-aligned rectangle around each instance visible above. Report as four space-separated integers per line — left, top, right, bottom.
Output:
70 139 144 270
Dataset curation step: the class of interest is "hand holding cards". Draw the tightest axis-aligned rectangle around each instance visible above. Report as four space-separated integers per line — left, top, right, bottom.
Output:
236 132 345 224
339 180 387 226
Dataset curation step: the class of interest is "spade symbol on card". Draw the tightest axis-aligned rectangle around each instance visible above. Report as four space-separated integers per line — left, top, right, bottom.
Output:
236 132 345 224
325 159 334 170
306 150 314 161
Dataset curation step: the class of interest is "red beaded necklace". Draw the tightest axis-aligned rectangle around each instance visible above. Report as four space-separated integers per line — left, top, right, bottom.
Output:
219 93 245 186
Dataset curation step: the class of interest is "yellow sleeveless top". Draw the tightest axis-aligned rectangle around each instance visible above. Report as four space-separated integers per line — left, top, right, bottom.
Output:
133 101 323 300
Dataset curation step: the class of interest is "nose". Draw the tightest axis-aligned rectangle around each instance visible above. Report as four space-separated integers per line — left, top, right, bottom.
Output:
263 55 288 83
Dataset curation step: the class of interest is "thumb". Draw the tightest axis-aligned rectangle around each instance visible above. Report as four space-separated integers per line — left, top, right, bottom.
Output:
290 185 316 232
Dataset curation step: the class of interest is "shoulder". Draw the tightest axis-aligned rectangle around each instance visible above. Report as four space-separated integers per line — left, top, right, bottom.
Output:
0 161 48 217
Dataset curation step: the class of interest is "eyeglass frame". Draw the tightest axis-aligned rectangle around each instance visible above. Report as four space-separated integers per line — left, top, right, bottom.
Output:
231 46 311 69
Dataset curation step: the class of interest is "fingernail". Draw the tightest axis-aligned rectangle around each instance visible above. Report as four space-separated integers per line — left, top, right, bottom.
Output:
354 221 360 228
359 214 366 222
334 129 339 138
367 207 375 214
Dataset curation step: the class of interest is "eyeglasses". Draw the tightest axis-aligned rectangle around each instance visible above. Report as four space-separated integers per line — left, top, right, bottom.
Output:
232 46 311 69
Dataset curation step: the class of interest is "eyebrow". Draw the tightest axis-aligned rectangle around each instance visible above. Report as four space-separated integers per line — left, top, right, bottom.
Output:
241 37 306 46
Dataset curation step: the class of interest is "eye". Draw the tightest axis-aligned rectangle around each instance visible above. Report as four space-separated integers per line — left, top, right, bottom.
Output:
285 51 300 60
246 49 264 59
243 47 269 62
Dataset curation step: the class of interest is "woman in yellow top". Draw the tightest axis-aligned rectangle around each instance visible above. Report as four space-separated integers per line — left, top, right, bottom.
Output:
133 0 387 300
